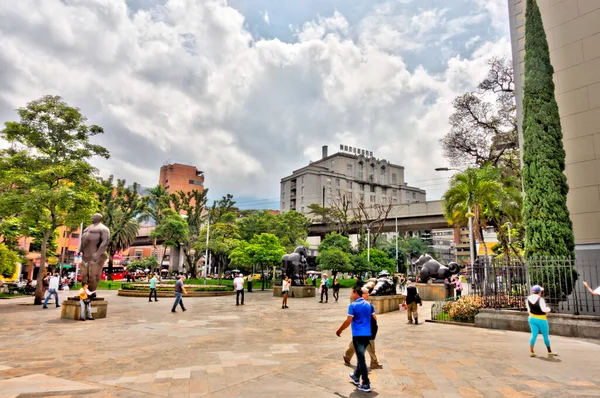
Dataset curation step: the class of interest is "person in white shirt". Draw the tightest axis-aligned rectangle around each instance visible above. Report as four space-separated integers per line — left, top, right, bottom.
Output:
582 281 600 296
281 276 290 309
42 273 61 309
234 273 245 305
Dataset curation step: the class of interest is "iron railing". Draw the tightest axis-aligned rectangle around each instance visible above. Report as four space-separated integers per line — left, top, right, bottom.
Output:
469 256 600 316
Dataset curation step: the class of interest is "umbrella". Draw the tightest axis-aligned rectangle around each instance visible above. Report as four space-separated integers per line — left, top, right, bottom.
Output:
307 271 320 275
144 269 150 273
230 269 241 273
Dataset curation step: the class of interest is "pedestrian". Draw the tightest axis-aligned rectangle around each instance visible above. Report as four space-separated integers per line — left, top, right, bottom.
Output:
444 278 452 299
319 273 329 303
171 275 187 313
42 272 50 295
526 285 557 358
43 273 61 309
312 274 317 287
452 275 463 297
281 275 290 309
234 273 245 305
149 273 158 302
343 287 382 370
583 281 600 296
78 282 94 321
336 286 376 393
333 277 340 302
403 280 421 324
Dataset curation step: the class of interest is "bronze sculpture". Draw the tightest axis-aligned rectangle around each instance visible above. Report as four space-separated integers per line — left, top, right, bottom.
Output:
80 213 110 293
282 246 308 286
413 254 459 283
364 270 396 295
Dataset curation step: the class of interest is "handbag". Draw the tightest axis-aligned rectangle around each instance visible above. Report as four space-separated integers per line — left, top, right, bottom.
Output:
83 299 91 305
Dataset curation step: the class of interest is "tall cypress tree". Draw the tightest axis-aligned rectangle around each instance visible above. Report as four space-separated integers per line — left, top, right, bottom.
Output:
521 0 574 258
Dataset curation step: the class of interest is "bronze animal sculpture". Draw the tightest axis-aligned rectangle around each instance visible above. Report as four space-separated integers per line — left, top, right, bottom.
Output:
364 270 396 295
413 254 459 283
282 246 308 286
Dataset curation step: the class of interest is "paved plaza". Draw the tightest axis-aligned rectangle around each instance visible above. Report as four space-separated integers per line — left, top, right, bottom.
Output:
1 290 600 397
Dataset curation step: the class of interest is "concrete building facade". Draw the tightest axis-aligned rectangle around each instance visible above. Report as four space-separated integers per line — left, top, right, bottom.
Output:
508 0 600 258
280 146 426 215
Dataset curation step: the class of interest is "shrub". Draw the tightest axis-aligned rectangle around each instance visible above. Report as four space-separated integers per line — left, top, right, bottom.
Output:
447 296 481 322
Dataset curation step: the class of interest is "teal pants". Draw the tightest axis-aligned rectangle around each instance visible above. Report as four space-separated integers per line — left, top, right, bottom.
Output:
529 317 550 347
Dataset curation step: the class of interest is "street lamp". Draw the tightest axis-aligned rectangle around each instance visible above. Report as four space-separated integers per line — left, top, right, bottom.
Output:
435 166 476 290
204 218 210 286
506 222 512 245
364 224 371 264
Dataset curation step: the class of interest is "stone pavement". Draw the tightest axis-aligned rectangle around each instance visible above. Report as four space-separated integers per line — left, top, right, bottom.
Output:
1 290 600 397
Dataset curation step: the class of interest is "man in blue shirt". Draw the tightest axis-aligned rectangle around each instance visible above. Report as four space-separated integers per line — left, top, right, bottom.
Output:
336 286 376 392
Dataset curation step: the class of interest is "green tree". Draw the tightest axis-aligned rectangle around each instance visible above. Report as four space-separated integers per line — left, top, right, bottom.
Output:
316 248 352 279
360 248 395 274
521 0 574 258
318 232 352 253
229 233 286 290
196 222 240 281
98 176 147 280
142 185 171 225
351 255 374 277
442 166 503 257
126 256 159 273
151 209 189 266
0 243 20 278
170 189 209 276
0 95 108 304
236 210 310 252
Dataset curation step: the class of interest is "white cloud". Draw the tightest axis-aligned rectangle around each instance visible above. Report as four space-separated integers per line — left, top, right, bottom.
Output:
0 0 511 202
410 8 447 35
262 10 270 25
465 35 481 48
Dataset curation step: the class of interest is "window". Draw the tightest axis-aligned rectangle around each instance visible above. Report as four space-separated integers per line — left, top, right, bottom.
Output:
336 189 341 197
134 250 143 260
301 206 304 213
370 185 375 193
348 181 353 189
393 198 398 203
282 201 285 208
382 196 387 204
380 167 385 179
370 195 376 202
393 189 397 196
369 164 375 177
71 233 79 239
347 164 353 176
336 178 340 186
301 176 304 184
383 187 387 195
360 184 365 191
189 179 203 186
327 198 332 205
392 173 397 184
331 160 335 169
359 194 365 202
357 162 363 179
413 192 416 199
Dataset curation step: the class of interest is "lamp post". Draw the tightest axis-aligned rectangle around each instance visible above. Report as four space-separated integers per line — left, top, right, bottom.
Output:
395 216 399 273
435 167 476 291
204 218 210 286
506 221 512 245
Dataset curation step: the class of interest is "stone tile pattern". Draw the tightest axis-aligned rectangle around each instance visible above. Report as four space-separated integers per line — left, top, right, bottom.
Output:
1 290 600 397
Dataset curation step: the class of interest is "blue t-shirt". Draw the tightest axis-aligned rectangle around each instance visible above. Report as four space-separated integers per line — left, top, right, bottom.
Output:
348 298 374 337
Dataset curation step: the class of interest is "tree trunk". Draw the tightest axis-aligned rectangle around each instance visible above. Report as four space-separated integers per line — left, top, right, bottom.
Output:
107 251 115 281
34 228 54 305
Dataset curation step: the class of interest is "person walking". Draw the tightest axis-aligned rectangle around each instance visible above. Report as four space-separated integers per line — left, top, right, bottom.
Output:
78 282 94 321
43 273 61 309
312 274 317 287
148 273 158 302
452 275 463 297
319 273 329 303
332 278 341 302
234 273 245 306
336 286 376 393
403 280 420 324
583 281 600 296
281 276 290 309
343 287 382 370
171 275 187 313
526 285 558 358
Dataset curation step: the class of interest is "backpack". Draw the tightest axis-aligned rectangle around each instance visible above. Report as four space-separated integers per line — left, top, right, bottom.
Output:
370 304 378 339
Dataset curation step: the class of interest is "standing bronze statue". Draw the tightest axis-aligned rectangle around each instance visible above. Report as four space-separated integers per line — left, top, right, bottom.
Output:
80 213 110 293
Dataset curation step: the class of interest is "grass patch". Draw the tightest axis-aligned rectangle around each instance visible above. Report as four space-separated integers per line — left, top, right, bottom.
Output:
121 283 231 292
72 281 123 291
0 292 27 299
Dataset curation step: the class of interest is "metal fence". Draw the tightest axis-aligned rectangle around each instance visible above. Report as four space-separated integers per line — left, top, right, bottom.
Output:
469 256 600 316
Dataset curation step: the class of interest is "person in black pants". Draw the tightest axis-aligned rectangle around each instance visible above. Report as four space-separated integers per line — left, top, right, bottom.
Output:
332 278 340 302
319 274 329 303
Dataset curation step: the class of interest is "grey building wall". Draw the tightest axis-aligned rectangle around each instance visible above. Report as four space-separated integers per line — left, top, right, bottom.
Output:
280 150 426 216
508 0 600 257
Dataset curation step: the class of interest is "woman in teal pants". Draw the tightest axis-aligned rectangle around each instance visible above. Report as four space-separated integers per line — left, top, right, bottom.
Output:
526 285 558 358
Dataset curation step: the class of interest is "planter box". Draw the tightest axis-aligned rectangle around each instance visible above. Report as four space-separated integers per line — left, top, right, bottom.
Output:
273 286 316 298
367 294 405 314
475 309 600 339
61 297 107 320
415 283 448 301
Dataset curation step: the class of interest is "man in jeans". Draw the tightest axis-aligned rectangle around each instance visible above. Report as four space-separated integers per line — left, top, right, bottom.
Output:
234 273 245 305
171 275 187 313
336 286 376 393
343 287 382 369
43 273 61 309
149 274 158 302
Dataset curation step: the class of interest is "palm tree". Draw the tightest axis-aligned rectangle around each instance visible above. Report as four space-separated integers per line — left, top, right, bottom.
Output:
442 165 504 258
107 210 139 270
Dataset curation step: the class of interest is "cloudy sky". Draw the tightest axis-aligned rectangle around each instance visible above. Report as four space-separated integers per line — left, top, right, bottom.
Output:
0 0 511 208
